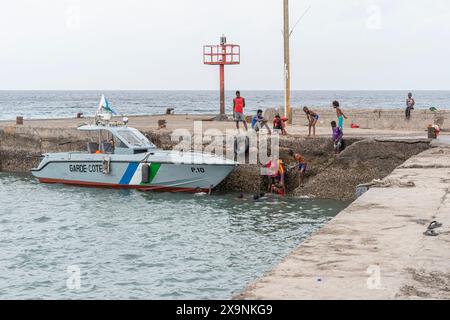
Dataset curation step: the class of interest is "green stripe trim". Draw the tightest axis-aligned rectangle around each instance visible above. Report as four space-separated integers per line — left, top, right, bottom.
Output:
140 163 161 185
148 163 161 184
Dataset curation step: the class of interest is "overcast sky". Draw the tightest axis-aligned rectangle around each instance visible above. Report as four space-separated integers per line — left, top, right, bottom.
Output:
1 0 449 90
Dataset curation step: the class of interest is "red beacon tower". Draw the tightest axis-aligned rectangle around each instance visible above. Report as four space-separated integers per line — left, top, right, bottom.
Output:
203 35 240 117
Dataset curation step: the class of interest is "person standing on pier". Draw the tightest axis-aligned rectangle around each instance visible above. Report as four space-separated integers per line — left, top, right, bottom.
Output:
303 107 319 137
405 92 415 120
332 100 347 130
233 91 248 131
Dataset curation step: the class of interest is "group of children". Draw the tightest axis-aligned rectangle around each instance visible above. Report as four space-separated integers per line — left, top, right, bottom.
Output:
234 91 290 136
234 91 346 155
232 91 348 196
249 109 289 135
301 101 346 154
264 149 308 196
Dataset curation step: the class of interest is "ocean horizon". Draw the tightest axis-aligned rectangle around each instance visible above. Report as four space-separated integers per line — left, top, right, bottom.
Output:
0 90 449 121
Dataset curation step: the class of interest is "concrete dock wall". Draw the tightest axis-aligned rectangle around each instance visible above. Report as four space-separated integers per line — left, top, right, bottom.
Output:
0 122 431 201
236 146 450 299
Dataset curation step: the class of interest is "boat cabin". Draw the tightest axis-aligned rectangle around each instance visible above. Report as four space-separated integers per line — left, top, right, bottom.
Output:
78 125 156 155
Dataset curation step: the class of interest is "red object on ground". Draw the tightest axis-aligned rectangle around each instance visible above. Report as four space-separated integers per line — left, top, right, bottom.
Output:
350 123 360 128
428 124 441 137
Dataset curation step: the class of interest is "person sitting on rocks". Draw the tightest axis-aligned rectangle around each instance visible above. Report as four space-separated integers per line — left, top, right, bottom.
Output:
331 120 344 155
289 149 307 188
251 109 271 134
273 114 288 135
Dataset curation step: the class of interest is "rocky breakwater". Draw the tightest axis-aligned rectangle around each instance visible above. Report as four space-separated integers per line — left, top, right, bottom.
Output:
292 138 432 200
216 135 431 201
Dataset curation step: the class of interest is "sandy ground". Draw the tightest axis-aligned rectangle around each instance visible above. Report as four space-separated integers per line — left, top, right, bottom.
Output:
236 146 450 299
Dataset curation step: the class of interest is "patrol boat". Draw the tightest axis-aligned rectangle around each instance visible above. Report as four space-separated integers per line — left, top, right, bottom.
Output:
32 113 237 193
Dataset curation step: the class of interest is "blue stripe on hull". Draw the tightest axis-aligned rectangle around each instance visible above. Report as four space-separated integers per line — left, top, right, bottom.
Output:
119 162 139 185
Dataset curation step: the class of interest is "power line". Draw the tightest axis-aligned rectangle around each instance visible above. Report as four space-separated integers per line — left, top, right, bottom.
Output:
289 5 312 37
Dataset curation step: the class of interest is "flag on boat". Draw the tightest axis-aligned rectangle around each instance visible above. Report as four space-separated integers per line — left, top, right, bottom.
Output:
97 94 117 115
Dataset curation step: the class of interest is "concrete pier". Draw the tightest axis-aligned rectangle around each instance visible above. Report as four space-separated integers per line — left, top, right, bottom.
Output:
236 146 450 299
289 107 449 131
0 114 432 201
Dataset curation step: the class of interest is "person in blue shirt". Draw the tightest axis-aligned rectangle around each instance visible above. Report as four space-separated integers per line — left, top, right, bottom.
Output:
251 109 271 134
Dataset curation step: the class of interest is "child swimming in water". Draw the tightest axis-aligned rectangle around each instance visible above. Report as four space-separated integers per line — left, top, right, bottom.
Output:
270 182 285 196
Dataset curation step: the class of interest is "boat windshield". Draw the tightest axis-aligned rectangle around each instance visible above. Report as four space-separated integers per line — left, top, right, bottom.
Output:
117 130 151 148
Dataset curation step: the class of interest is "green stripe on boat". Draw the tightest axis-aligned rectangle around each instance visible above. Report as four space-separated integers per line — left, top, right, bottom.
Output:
141 163 161 185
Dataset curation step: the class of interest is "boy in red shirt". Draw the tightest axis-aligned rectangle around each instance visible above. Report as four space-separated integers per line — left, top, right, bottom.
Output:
233 91 248 131
273 114 288 135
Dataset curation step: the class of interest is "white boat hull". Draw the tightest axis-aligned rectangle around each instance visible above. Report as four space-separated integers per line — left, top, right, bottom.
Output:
32 152 236 192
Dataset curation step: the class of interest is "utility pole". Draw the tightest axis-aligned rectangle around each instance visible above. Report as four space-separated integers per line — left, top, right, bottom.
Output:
283 0 292 123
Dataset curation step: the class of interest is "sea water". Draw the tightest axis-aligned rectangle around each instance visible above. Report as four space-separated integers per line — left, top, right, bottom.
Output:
0 172 347 299
0 90 449 121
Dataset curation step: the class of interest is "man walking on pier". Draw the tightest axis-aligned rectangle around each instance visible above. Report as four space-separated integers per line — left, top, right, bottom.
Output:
233 91 247 131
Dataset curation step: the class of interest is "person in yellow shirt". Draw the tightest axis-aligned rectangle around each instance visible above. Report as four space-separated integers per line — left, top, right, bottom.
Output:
265 158 286 191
